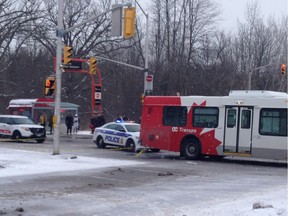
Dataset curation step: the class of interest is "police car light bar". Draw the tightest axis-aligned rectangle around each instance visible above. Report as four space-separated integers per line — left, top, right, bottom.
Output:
115 120 135 123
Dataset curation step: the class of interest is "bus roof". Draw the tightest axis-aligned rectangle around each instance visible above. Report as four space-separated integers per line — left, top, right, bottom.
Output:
7 98 79 109
229 90 287 98
143 90 288 108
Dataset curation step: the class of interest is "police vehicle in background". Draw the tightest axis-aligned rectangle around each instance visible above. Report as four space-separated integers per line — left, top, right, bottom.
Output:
0 115 46 143
92 121 142 152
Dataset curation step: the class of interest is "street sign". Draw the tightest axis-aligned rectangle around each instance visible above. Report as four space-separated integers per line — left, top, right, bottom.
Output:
62 61 82 70
145 74 153 91
95 85 102 105
146 75 153 82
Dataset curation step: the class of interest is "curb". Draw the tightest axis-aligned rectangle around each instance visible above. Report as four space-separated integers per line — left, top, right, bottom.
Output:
46 134 93 140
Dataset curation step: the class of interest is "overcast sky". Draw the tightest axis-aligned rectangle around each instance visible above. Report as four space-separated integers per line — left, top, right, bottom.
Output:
216 0 287 31
139 0 287 32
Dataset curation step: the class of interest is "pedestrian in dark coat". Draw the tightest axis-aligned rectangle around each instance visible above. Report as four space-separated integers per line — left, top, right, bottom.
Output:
90 114 106 134
48 114 53 134
65 113 73 135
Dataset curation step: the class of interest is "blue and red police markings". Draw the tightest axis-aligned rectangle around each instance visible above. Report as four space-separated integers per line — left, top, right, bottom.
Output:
105 135 120 143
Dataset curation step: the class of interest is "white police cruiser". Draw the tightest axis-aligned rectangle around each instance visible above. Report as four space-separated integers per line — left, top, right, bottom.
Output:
0 115 46 143
93 121 142 152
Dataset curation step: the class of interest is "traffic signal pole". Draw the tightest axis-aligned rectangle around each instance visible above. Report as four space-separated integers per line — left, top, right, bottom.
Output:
53 0 64 155
95 56 144 71
53 2 131 155
135 0 150 95
247 62 279 90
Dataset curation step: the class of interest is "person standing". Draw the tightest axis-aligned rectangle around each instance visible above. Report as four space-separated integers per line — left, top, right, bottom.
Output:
48 114 53 134
90 115 97 134
65 113 73 135
39 112 47 128
72 114 79 134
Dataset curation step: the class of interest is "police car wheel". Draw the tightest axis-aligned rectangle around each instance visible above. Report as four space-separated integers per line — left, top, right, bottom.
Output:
97 136 106 148
125 139 135 152
12 131 22 141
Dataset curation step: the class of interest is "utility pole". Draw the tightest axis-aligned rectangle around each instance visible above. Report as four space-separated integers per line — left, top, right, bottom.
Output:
53 2 131 155
135 0 150 95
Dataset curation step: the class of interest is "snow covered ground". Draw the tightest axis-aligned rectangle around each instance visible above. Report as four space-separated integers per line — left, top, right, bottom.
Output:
0 148 143 178
0 147 287 216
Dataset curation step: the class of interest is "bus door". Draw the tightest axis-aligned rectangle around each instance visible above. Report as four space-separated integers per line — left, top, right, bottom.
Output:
224 106 253 154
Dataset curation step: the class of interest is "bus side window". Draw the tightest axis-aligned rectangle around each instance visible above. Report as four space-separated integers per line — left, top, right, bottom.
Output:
259 108 287 136
193 107 219 128
163 106 187 126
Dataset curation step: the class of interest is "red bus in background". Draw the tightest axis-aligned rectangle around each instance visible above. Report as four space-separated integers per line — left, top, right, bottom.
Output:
7 98 79 124
140 90 288 161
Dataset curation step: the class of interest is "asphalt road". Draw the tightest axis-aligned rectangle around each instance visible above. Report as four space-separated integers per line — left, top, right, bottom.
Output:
0 137 287 216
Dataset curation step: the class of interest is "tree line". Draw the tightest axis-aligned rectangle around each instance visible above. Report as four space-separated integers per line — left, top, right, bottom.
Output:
0 0 287 127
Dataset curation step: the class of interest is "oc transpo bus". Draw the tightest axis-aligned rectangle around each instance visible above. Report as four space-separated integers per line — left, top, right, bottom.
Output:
140 90 288 161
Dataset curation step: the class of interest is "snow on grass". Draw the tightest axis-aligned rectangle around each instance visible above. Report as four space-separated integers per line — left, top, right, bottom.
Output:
0 148 143 178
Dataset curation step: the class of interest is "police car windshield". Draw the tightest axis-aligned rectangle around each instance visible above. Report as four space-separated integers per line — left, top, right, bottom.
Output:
12 117 34 125
124 124 140 132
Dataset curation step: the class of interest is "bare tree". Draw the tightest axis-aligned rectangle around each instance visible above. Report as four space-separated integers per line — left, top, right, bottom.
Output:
233 1 287 91
0 0 44 100
149 0 220 95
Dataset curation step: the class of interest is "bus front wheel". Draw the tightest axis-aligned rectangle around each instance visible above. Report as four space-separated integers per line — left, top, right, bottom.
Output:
182 139 201 160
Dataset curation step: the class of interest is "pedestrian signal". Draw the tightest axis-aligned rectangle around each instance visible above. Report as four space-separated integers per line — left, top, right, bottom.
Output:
44 76 56 96
280 64 286 75
90 57 97 74
64 46 72 65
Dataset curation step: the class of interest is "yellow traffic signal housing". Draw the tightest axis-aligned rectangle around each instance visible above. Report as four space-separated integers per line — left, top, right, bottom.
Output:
90 57 97 74
44 76 56 96
63 46 72 65
281 63 286 75
123 7 136 39
141 94 145 104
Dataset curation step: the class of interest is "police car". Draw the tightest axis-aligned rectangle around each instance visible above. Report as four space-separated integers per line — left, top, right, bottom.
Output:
0 115 46 143
92 121 142 152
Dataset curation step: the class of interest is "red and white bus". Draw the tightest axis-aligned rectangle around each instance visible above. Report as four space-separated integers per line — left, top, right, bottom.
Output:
140 90 288 161
7 98 79 124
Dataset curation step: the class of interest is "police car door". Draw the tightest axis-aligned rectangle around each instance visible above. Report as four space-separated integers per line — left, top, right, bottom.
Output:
0 117 13 138
103 123 119 145
103 123 124 147
114 124 126 147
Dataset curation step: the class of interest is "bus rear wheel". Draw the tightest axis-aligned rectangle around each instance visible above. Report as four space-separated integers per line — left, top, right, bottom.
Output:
182 139 201 160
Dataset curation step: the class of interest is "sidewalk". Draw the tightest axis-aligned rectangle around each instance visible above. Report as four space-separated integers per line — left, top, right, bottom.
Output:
46 130 93 140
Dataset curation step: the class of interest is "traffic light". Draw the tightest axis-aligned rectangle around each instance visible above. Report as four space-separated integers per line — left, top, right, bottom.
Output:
44 76 56 96
63 46 72 65
123 7 136 39
141 94 145 104
90 57 97 74
280 63 286 75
